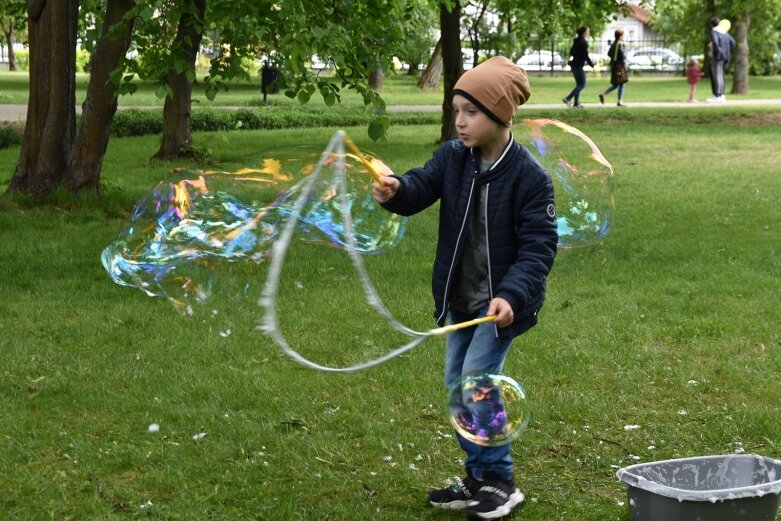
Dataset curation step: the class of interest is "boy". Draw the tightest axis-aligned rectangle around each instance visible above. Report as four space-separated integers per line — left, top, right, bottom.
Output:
372 56 558 519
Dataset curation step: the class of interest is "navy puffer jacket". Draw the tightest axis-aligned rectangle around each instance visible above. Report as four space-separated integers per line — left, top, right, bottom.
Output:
381 137 558 339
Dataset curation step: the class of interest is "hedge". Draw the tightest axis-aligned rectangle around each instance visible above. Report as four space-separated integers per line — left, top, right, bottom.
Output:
110 107 439 137
0 107 439 150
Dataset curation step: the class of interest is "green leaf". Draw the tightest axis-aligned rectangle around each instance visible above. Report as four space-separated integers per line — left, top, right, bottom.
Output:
185 68 196 83
368 119 387 142
298 90 311 104
205 84 218 101
155 85 171 99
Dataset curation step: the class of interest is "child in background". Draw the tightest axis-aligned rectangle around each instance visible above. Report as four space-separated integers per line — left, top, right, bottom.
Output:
686 58 705 102
372 56 558 519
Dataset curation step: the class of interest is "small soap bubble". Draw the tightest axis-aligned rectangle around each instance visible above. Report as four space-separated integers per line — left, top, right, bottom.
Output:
515 118 615 247
448 373 530 447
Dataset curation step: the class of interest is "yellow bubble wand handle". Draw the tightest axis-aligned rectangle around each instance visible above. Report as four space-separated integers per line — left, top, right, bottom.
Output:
341 131 386 186
428 315 497 336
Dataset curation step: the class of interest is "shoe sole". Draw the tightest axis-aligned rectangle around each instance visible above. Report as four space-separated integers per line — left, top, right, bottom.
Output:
430 499 468 510
468 490 525 519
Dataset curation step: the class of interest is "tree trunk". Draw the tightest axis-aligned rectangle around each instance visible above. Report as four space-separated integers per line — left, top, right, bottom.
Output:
467 2 488 69
7 26 16 71
418 38 442 90
731 17 749 94
703 0 716 80
65 0 136 192
154 0 207 161
6 1 78 198
439 0 463 143
1 19 17 72
369 66 384 91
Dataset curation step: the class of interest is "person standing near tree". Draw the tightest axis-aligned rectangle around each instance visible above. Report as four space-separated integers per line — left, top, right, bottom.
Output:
563 26 595 109
708 17 735 103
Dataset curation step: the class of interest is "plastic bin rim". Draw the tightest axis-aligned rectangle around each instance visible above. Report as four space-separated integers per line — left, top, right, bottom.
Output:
616 454 781 502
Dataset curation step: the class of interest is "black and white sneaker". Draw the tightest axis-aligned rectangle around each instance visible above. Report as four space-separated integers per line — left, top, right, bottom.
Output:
427 475 479 510
466 475 524 519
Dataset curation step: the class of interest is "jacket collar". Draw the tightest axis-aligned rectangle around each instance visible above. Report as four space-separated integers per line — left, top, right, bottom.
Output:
471 134 517 182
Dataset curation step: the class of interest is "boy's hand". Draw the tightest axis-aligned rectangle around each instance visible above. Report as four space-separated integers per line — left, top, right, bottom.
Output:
488 297 514 328
372 176 399 203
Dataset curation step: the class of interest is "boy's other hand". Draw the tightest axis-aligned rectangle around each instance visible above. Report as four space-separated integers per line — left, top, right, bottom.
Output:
488 297 514 328
372 176 399 203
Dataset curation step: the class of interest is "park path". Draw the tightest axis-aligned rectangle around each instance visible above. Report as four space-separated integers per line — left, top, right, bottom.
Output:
0 98 780 122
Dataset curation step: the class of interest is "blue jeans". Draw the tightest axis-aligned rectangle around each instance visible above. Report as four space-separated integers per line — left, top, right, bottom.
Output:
565 66 587 105
604 82 624 101
445 307 515 481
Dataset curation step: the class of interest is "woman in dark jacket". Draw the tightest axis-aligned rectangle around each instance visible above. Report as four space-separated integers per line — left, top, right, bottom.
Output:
598 29 627 106
562 26 594 109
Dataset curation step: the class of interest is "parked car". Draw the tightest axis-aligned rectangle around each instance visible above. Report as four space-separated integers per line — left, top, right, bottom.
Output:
626 47 683 71
516 50 565 71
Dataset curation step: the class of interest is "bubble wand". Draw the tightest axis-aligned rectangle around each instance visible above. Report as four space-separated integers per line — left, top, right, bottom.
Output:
260 131 501 372
341 133 386 186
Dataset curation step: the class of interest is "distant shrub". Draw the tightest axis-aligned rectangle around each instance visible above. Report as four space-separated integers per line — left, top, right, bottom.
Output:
14 50 29 71
110 107 438 137
0 125 23 149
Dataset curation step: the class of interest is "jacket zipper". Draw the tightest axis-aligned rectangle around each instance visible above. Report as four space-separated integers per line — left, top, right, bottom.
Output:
483 182 499 338
437 176 476 324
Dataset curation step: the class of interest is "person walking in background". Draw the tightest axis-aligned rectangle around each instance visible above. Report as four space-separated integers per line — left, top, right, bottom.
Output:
598 29 628 107
686 58 705 102
708 17 735 103
563 26 595 109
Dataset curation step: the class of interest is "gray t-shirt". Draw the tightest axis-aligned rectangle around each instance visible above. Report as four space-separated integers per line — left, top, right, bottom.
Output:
450 156 492 313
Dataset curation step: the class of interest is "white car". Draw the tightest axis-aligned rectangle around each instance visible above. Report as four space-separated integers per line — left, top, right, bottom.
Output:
516 50 565 71
626 47 683 71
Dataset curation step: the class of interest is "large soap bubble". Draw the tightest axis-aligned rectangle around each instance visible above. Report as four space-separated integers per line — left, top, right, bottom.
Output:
516 118 614 247
101 141 407 318
448 373 530 447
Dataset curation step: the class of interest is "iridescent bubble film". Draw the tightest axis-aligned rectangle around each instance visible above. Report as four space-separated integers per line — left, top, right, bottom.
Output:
516 118 615 247
448 373 530 447
102 142 407 318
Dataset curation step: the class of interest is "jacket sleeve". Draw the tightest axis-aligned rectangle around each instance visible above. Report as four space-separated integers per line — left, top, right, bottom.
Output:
380 142 450 216
494 168 558 314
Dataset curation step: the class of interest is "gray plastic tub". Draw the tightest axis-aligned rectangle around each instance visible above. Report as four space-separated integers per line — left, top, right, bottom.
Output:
616 454 781 521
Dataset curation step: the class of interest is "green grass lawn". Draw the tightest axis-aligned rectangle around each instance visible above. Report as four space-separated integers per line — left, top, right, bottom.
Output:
1 112 780 519
0 71 779 108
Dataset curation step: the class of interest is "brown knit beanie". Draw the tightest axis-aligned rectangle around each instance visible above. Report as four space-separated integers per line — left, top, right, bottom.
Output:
453 56 531 126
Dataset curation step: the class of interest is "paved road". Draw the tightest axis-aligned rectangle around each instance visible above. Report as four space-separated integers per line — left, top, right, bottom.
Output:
1 98 779 122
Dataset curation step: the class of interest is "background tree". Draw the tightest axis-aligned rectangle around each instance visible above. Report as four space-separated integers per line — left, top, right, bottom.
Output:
438 0 462 142
157 0 206 159
418 37 442 89
395 0 437 75
7 0 78 197
66 0 137 191
0 0 25 71
6 0 420 198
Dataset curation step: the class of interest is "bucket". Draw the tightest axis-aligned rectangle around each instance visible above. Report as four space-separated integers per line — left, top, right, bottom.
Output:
616 454 781 521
